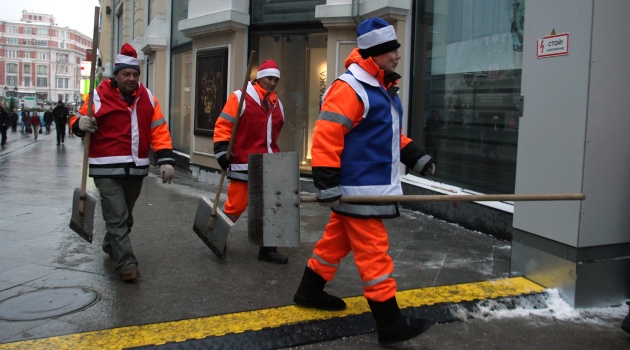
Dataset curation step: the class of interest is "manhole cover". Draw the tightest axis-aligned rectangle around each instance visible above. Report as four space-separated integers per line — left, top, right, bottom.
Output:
0 287 99 321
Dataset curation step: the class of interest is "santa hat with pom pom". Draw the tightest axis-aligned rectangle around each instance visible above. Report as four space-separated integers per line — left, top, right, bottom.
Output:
113 43 141 75
256 59 280 79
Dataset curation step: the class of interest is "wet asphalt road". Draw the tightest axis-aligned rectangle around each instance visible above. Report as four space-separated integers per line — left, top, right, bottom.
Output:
0 128 627 349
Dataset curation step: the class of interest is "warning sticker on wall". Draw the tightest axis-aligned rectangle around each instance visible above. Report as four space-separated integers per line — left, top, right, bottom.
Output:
537 33 569 58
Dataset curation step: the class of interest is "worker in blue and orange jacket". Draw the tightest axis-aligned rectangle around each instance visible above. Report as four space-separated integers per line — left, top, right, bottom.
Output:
292 18 436 345
70 43 175 282
213 59 289 264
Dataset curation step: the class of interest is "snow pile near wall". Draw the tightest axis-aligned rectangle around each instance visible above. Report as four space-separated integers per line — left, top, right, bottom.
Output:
453 289 626 325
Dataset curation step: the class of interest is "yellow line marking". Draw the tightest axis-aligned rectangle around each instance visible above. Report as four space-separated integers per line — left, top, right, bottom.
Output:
0 277 544 350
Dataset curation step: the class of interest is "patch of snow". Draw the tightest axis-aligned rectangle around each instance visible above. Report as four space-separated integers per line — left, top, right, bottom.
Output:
454 289 627 325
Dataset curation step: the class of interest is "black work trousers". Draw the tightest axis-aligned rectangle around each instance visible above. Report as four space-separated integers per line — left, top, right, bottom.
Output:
56 123 66 144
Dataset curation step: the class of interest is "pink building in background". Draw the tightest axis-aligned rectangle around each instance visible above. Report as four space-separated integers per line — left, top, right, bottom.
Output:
0 10 92 108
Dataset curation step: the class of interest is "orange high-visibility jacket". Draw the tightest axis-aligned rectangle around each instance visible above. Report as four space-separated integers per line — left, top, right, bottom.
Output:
312 48 432 218
213 81 284 181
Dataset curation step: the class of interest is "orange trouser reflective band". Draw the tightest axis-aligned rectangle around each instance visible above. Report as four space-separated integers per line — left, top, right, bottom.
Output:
308 212 396 302
223 180 248 222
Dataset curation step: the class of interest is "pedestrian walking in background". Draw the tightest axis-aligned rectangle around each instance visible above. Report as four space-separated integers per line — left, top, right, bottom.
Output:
21 109 30 133
67 113 73 138
30 111 41 140
37 111 44 135
0 106 8 147
70 43 176 282
292 17 436 345
43 109 53 134
10 108 19 132
52 100 69 144
213 59 289 264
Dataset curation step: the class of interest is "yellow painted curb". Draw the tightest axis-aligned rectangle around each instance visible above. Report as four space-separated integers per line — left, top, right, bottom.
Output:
0 277 544 350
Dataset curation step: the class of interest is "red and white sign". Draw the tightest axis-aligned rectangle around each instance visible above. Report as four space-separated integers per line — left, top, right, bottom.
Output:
537 33 569 58
81 61 92 77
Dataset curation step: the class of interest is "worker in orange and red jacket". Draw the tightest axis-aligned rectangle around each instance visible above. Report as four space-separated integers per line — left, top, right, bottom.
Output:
213 59 288 264
292 18 436 345
70 43 175 282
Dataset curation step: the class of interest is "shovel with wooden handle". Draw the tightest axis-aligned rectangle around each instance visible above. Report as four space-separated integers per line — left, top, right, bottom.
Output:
69 6 100 243
247 152 586 248
299 193 585 203
193 50 256 260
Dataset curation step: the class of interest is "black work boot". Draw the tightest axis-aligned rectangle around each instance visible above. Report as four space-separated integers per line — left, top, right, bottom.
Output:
293 266 346 311
367 297 433 344
622 301 630 334
258 246 288 264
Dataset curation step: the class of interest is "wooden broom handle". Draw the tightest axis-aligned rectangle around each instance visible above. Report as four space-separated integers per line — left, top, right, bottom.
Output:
210 50 256 219
79 6 100 216
300 193 585 203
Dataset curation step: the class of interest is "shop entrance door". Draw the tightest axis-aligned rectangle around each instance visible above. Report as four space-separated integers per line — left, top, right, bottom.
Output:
251 32 327 173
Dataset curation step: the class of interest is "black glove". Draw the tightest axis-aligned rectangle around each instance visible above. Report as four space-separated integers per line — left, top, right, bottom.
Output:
421 163 436 176
217 154 231 171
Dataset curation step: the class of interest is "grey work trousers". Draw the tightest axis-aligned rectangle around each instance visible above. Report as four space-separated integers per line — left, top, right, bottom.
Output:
94 176 144 271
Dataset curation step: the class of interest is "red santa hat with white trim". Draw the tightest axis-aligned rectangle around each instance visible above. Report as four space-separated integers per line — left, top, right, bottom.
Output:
113 43 141 75
256 59 280 79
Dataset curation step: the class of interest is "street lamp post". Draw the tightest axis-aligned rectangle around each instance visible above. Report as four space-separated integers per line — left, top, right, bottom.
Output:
4 86 18 111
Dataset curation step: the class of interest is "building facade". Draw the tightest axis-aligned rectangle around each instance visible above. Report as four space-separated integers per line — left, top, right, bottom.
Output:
0 10 92 108
99 0 629 308
98 0 523 194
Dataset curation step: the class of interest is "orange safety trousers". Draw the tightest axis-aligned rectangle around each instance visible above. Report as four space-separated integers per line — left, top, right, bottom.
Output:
223 180 248 222
308 212 396 302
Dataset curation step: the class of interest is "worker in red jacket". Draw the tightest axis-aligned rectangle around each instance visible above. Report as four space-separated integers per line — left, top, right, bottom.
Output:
70 43 176 282
213 59 288 264
292 18 435 345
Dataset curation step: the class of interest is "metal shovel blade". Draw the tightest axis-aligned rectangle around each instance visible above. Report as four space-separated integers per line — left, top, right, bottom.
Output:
69 187 98 243
248 152 301 247
193 197 235 260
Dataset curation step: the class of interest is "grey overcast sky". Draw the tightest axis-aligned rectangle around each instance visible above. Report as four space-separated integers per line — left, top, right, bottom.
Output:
1 0 101 38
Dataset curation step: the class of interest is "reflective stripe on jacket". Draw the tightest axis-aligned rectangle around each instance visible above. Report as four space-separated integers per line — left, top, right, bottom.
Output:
312 49 426 218
71 79 174 177
213 81 284 181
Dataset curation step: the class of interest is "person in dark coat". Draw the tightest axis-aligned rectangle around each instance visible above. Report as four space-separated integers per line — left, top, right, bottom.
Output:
0 106 8 147
21 109 30 133
52 100 69 144
43 109 53 133
10 108 19 132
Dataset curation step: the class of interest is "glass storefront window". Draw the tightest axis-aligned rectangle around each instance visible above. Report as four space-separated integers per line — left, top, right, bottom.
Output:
250 31 327 172
171 0 191 47
170 46 193 154
410 0 525 194
251 0 326 24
